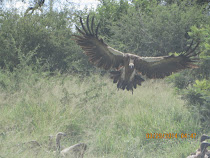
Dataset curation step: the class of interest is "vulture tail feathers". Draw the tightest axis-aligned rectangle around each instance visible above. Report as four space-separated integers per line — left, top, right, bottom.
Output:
110 71 145 93
117 80 123 89
121 81 126 90
110 71 121 83
133 82 137 89
134 75 145 84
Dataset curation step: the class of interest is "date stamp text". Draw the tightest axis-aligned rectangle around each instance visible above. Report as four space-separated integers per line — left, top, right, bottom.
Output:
146 133 196 139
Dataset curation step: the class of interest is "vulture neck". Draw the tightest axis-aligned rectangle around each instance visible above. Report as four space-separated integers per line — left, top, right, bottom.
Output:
123 54 135 81
56 136 61 154
200 142 210 158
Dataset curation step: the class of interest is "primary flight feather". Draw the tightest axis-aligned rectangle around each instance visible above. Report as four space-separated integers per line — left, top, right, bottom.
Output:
73 15 200 93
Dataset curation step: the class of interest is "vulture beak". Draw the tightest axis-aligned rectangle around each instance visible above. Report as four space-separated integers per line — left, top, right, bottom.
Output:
129 58 135 69
129 63 134 69
57 132 66 137
200 134 210 142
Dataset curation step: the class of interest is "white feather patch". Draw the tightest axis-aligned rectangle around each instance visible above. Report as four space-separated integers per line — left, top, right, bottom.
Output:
140 57 165 62
108 47 124 56
130 69 135 81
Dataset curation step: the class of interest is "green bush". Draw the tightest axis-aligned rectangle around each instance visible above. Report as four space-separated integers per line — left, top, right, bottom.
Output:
183 80 210 128
0 10 94 73
95 1 209 57
167 72 193 89
166 23 210 129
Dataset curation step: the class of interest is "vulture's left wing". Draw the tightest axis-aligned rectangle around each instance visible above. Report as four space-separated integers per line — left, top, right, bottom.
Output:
73 15 124 70
134 42 200 78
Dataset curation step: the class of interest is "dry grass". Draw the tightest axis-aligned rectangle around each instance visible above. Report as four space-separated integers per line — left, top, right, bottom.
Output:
0 71 203 158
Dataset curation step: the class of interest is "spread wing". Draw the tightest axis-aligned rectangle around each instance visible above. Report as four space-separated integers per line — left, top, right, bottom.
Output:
134 41 200 78
73 15 124 70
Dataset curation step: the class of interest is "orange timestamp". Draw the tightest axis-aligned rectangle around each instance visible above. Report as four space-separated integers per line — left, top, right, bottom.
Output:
146 133 196 139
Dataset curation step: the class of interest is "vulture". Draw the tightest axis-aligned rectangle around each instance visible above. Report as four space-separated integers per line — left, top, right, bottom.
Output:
24 0 45 16
73 15 200 93
189 134 210 158
200 135 210 143
55 132 87 158
187 142 210 158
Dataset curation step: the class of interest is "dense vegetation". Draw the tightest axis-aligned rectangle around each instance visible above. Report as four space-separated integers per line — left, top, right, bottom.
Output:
0 0 209 157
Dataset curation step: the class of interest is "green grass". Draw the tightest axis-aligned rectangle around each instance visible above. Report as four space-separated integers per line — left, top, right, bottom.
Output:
0 69 206 158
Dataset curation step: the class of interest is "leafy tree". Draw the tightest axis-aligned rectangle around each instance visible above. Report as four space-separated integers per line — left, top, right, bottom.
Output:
189 25 210 79
0 9 93 73
95 0 130 36
167 24 210 128
96 0 208 57
24 0 45 16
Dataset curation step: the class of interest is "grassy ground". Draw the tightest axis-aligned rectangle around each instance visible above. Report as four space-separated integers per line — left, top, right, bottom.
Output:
0 68 206 158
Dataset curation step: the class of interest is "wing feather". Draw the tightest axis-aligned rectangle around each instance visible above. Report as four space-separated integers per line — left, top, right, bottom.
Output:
135 43 200 78
74 15 200 79
73 15 124 70
139 56 166 62
91 16 95 35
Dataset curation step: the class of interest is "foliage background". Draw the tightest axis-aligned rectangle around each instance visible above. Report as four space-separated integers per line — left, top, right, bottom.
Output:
0 0 209 157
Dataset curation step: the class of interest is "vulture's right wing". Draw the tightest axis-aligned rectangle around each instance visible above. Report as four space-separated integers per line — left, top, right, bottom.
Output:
73 15 125 70
134 41 200 78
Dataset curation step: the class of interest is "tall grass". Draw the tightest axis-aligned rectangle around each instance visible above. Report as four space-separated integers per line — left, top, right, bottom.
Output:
0 67 204 158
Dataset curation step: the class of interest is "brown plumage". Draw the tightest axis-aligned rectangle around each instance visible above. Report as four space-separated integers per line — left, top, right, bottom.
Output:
73 15 200 93
55 132 87 158
200 135 210 158
200 135 210 143
187 142 210 158
189 134 210 158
